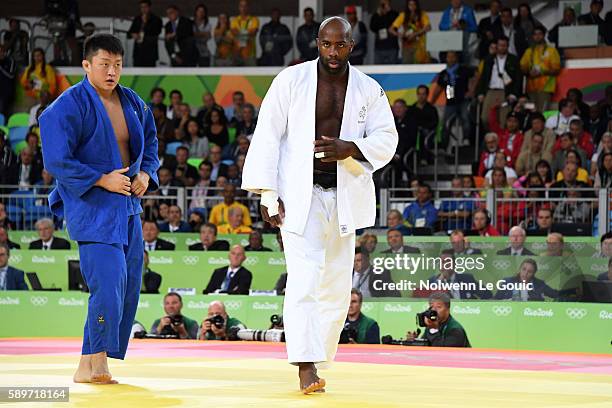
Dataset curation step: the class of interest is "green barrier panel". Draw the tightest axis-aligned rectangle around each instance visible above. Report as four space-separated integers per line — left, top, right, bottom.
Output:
1 292 610 354
7 250 286 293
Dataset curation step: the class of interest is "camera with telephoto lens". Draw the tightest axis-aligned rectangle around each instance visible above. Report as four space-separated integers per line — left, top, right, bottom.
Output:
381 334 430 347
170 314 184 327
206 314 225 329
270 314 283 329
416 308 438 327
338 322 358 344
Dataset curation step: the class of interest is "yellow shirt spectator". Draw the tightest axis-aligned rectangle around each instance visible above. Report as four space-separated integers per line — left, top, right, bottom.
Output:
218 224 252 234
230 14 259 63
20 62 57 100
520 42 560 94
391 11 431 64
209 201 252 226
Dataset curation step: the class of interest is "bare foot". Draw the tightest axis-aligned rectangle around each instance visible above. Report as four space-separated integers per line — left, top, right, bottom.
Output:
90 352 117 384
73 355 92 383
298 363 326 395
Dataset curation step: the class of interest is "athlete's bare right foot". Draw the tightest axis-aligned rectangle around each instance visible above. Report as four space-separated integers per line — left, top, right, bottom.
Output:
298 363 326 394
90 352 117 384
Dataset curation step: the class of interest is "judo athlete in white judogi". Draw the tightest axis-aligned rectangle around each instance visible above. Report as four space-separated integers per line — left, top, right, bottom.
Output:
242 17 397 394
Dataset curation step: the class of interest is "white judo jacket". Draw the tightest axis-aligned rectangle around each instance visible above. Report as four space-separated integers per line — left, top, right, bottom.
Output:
241 59 398 237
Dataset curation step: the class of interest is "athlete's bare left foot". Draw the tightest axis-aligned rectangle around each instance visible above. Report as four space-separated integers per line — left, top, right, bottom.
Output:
298 362 326 394
73 355 92 383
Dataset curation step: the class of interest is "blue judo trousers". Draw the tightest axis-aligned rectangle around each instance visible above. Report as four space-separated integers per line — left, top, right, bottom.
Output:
39 76 159 360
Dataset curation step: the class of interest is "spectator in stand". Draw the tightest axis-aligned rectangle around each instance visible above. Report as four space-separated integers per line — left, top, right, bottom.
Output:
189 223 230 251
477 36 522 130
209 184 252 227
495 258 558 301
605 9 612 45
226 164 241 188
438 177 475 232
258 8 292 66
244 230 272 251
427 251 492 300
225 91 245 126
402 183 438 230
477 0 502 59
546 99 580 136
3 19 29 68
0 244 28 290
0 203 15 230
231 0 259 66
386 209 411 236
183 119 209 159
223 135 250 163
203 245 252 295
346 6 368 65
28 91 52 127
0 130 18 186
549 162 592 200
521 113 555 156
515 133 552 176
548 7 577 48
431 51 473 147
513 172 546 226
551 133 588 176
471 208 500 236
590 105 607 152
591 132 612 176
497 226 534 255
598 86 612 134
166 89 183 120
214 13 235 66
510 94 538 132
174 147 199 187
520 26 560 113
143 220 175 251
29 218 71 249
514 3 543 47
370 0 399 64
358 233 378 255
217 207 252 234
142 250 162 294
128 0 162 67
439 0 477 33
555 119 594 158
478 132 502 177
530 207 553 234
390 0 431 64
155 167 183 204
208 145 228 183
0 226 20 249
75 23 97 66
534 159 554 187
448 230 482 255
235 104 257 140
7 147 42 188
555 150 590 184
295 8 320 62
188 210 206 233
0 44 16 118
493 7 528 58
159 205 192 232
204 107 230 148
164 5 197 67
488 109 524 168
172 103 193 141
408 85 438 135
578 0 605 41
553 189 591 224
190 162 213 211
196 92 223 129
20 48 56 100
486 168 515 234
391 99 413 171
567 88 591 130
193 4 212 67
381 229 421 254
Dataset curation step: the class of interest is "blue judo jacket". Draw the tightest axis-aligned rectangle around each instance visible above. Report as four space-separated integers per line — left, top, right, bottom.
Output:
39 76 160 246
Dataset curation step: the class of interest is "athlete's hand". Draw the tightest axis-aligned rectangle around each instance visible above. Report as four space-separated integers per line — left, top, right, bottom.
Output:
314 136 357 162
96 167 131 196
131 171 150 197
260 198 285 227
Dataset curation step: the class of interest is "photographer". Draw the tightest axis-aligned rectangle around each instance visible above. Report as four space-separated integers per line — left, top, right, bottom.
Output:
199 300 245 340
150 292 199 339
407 292 471 347
341 289 380 344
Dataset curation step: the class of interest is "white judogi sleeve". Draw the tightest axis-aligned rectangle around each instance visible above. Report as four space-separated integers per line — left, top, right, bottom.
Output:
241 71 291 194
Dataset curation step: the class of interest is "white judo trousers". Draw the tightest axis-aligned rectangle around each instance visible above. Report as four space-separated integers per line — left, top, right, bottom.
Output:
281 185 355 366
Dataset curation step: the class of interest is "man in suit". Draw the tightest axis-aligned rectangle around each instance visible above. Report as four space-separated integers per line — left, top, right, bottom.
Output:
164 5 197 67
244 229 272 251
381 229 420 254
427 251 492 300
477 0 502 59
477 35 522 131
142 250 162 294
449 230 482 256
142 220 175 251
497 226 535 256
128 0 163 67
0 226 20 249
158 205 192 232
203 245 252 294
492 7 528 58
6 147 42 187
29 218 71 250
189 223 230 251
0 244 28 290
352 247 399 298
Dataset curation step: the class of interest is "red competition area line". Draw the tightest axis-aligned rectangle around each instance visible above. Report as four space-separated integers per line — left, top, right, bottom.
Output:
1 338 611 375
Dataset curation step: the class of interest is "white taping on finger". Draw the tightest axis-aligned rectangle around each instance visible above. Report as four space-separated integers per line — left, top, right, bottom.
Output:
261 190 279 217
314 152 325 159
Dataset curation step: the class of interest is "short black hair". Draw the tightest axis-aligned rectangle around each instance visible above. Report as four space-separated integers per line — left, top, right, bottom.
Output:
417 84 429 95
170 89 182 99
150 87 166 98
304 7 314 14
83 34 124 61
497 35 510 44
533 25 547 34
139 0 151 5
601 231 612 244
429 291 451 308
164 292 182 302
355 246 369 258
501 7 513 15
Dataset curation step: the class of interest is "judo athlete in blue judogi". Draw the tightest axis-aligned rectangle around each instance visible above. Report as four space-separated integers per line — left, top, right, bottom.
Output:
39 34 159 384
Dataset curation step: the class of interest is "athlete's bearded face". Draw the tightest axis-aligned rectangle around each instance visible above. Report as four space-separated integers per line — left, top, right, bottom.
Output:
317 19 354 75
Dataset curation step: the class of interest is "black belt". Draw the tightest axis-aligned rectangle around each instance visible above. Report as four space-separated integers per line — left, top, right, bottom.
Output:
313 172 337 189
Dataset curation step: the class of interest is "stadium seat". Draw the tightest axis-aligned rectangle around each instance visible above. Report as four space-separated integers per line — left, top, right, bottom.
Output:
187 157 203 169
9 126 28 142
7 113 30 128
166 141 182 155
0 113 5 126
5 204 23 227
543 110 557 120
11 140 27 155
